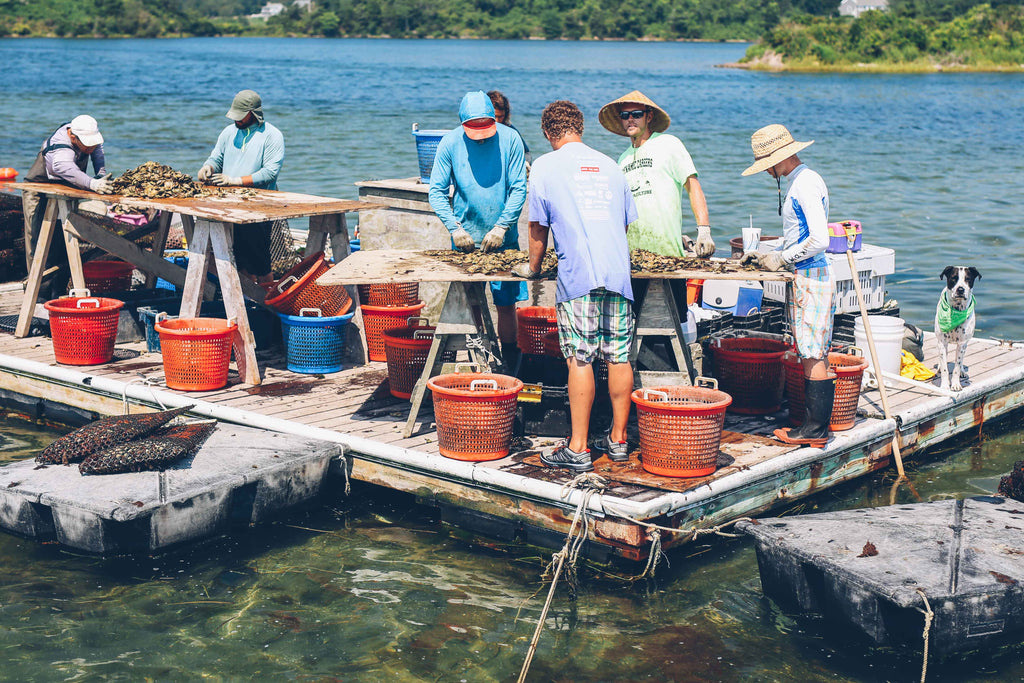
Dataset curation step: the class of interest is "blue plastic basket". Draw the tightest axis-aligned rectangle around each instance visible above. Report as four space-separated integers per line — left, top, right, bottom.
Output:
411 124 449 183
279 308 355 374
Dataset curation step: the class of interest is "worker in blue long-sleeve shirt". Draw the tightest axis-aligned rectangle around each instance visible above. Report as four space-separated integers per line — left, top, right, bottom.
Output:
197 90 284 283
428 90 528 367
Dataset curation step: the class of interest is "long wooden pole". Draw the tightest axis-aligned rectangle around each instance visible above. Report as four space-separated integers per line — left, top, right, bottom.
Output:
846 230 906 479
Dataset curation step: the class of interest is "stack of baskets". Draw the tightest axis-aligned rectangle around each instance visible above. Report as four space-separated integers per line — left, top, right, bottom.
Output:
711 336 789 414
265 251 352 318
428 366 523 461
45 292 124 365
382 317 454 399
358 282 424 362
785 347 870 431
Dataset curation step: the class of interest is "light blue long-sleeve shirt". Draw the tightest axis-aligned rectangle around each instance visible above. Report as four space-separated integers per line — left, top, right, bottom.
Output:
427 123 526 248
203 121 284 189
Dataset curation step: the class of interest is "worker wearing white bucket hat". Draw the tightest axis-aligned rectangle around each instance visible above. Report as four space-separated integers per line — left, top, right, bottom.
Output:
741 124 835 447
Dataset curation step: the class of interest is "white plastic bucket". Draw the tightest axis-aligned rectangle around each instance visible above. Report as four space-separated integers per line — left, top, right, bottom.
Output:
853 315 904 378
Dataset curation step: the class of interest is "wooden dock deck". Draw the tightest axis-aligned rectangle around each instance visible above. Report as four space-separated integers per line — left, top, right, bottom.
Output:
2 288 1024 562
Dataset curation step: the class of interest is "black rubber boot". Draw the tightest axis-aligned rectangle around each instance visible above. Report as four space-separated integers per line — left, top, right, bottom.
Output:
774 376 835 447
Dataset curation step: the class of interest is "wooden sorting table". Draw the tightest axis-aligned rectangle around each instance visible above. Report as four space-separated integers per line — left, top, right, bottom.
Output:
318 249 794 436
5 181 378 385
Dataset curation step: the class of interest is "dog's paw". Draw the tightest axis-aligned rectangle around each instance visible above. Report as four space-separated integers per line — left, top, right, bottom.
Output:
951 379 963 392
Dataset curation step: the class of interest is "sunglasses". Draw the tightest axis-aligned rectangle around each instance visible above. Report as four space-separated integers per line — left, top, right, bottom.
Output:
619 109 647 121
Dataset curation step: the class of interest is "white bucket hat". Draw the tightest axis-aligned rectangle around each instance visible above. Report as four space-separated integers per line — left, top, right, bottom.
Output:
741 124 813 176
69 115 103 147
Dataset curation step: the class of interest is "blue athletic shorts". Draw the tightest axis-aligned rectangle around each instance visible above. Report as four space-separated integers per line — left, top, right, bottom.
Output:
491 280 527 307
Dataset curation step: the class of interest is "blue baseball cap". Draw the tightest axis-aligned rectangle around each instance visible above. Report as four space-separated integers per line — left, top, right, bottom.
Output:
458 91 497 140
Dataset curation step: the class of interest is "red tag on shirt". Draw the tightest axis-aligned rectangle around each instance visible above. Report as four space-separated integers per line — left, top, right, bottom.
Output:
580 166 599 173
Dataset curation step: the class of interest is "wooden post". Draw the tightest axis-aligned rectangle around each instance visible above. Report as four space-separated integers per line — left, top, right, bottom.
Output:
144 211 174 289
207 221 261 386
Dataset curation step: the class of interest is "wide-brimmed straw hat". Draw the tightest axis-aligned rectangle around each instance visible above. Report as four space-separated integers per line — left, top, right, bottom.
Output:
599 91 670 136
741 124 813 176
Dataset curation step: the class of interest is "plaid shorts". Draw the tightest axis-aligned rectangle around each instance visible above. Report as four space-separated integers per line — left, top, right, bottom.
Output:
788 266 835 360
555 288 634 364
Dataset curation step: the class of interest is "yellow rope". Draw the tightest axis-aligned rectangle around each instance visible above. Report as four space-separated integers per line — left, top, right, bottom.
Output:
915 588 934 683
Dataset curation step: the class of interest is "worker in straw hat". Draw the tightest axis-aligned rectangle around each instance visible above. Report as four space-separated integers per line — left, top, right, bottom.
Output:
740 123 835 447
197 89 285 283
598 90 713 259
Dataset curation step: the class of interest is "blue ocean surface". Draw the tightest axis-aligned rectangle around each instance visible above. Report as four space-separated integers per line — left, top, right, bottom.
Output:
1 38 1024 682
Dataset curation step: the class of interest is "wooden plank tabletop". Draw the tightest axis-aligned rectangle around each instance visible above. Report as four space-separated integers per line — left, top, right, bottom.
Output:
317 249 795 286
2 181 380 224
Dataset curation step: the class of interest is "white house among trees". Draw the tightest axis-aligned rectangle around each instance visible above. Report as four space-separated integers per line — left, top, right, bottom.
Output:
839 0 889 17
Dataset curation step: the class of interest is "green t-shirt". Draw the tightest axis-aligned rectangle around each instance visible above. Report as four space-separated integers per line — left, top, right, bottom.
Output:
618 132 699 257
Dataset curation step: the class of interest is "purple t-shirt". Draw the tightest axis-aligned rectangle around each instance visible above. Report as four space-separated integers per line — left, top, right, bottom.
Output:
528 142 637 303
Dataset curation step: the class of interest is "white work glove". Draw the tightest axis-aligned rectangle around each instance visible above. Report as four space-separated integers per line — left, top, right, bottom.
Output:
90 177 113 194
480 225 507 252
739 252 760 267
451 226 475 253
197 165 215 182
210 173 241 187
694 225 715 258
511 262 540 279
681 234 696 256
758 251 789 272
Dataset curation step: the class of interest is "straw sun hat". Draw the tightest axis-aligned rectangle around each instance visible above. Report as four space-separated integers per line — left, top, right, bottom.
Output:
599 91 671 136
741 124 814 176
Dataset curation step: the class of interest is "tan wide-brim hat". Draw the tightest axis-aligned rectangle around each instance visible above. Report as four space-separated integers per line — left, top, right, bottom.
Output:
599 90 670 136
741 124 814 176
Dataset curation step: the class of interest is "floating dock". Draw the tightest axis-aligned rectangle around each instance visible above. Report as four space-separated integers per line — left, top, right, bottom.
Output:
2 288 1024 561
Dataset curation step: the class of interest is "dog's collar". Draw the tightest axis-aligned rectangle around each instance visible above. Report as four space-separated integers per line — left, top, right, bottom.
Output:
938 290 975 333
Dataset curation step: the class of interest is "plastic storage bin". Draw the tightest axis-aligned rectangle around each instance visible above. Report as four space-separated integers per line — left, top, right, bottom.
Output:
279 308 355 374
44 294 124 365
411 124 450 183
428 368 523 461
763 243 894 314
631 379 732 477
827 220 862 253
155 317 237 391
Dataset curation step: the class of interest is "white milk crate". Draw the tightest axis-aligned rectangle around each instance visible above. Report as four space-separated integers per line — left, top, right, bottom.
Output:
762 243 895 314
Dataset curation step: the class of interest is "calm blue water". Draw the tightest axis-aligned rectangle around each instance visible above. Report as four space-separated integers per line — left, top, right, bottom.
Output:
2 38 1024 681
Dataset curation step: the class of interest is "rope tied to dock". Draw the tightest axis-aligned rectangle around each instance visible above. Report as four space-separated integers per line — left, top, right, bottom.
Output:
636 529 665 581
464 333 500 368
517 473 607 683
120 375 169 414
915 587 934 683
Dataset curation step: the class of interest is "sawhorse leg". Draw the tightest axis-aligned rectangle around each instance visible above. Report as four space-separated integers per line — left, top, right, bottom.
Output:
16 198 72 337
630 279 696 387
143 211 174 289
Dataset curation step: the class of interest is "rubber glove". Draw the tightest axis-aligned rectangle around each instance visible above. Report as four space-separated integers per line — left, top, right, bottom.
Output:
480 225 507 252
681 234 696 256
739 252 760 267
694 225 715 258
758 251 789 272
511 262 540 279
197 165 215 182
90 177 113 194
451 226 475 253
210 173 241 187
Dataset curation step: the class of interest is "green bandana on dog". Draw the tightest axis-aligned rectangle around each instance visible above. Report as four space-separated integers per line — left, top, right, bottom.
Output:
937 290 974 333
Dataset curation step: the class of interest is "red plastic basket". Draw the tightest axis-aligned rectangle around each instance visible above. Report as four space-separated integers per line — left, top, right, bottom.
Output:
631 379 732 477
265 251 352 317
44 295 124 365
155 317 237 391
383 318 454 399
83 260 134 293
428 370 524 461
361 301 426 362
357 282 420 307
542 329 563 358
516 306 557 355
712 336 789 414
786 348 869 431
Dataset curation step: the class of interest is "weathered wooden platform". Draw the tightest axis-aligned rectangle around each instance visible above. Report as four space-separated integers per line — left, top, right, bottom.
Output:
738 497 1024 654
2 286 1024 562
0 422 340 554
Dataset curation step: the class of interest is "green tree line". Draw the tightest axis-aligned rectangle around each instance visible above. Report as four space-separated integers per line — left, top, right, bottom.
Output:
743 2 1024 68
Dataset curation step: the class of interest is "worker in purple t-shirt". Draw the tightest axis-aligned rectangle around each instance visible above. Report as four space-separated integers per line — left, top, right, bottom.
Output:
512 100 638 473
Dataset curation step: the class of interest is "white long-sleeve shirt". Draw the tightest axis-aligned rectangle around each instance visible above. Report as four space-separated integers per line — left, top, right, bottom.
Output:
780 164 829 270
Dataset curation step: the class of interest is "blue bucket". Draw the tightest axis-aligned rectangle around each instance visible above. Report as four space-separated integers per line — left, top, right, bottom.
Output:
411 124 449 183
279 308 355 374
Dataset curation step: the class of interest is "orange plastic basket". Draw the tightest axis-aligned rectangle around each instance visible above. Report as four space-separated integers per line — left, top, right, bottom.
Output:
383 318 454 399
712 337 789 414
357 282 420 307
516 306 557 355
785 348 869 431
44 295 124 365
542 329 563 358
361 301 426 362
83 260 134 293
428 370 524 461
631 379 732 478
265 251 352 317
155 317 237 391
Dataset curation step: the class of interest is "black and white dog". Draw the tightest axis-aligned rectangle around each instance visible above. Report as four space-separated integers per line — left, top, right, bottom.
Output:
935 266 981 392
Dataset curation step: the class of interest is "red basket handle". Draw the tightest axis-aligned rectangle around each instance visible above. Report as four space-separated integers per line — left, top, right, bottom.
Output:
299 308 323 317
641 388 668 402
69 288 92 298
412 330 433 340
407 316 430 327
275 275 298 294
695 377 719 390
469 379 498 392
454 363 480 374
76 298 101 309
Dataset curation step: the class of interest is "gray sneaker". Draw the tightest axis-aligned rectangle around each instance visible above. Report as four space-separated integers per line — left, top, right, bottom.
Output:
540 442 593 473
596 433 630 463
